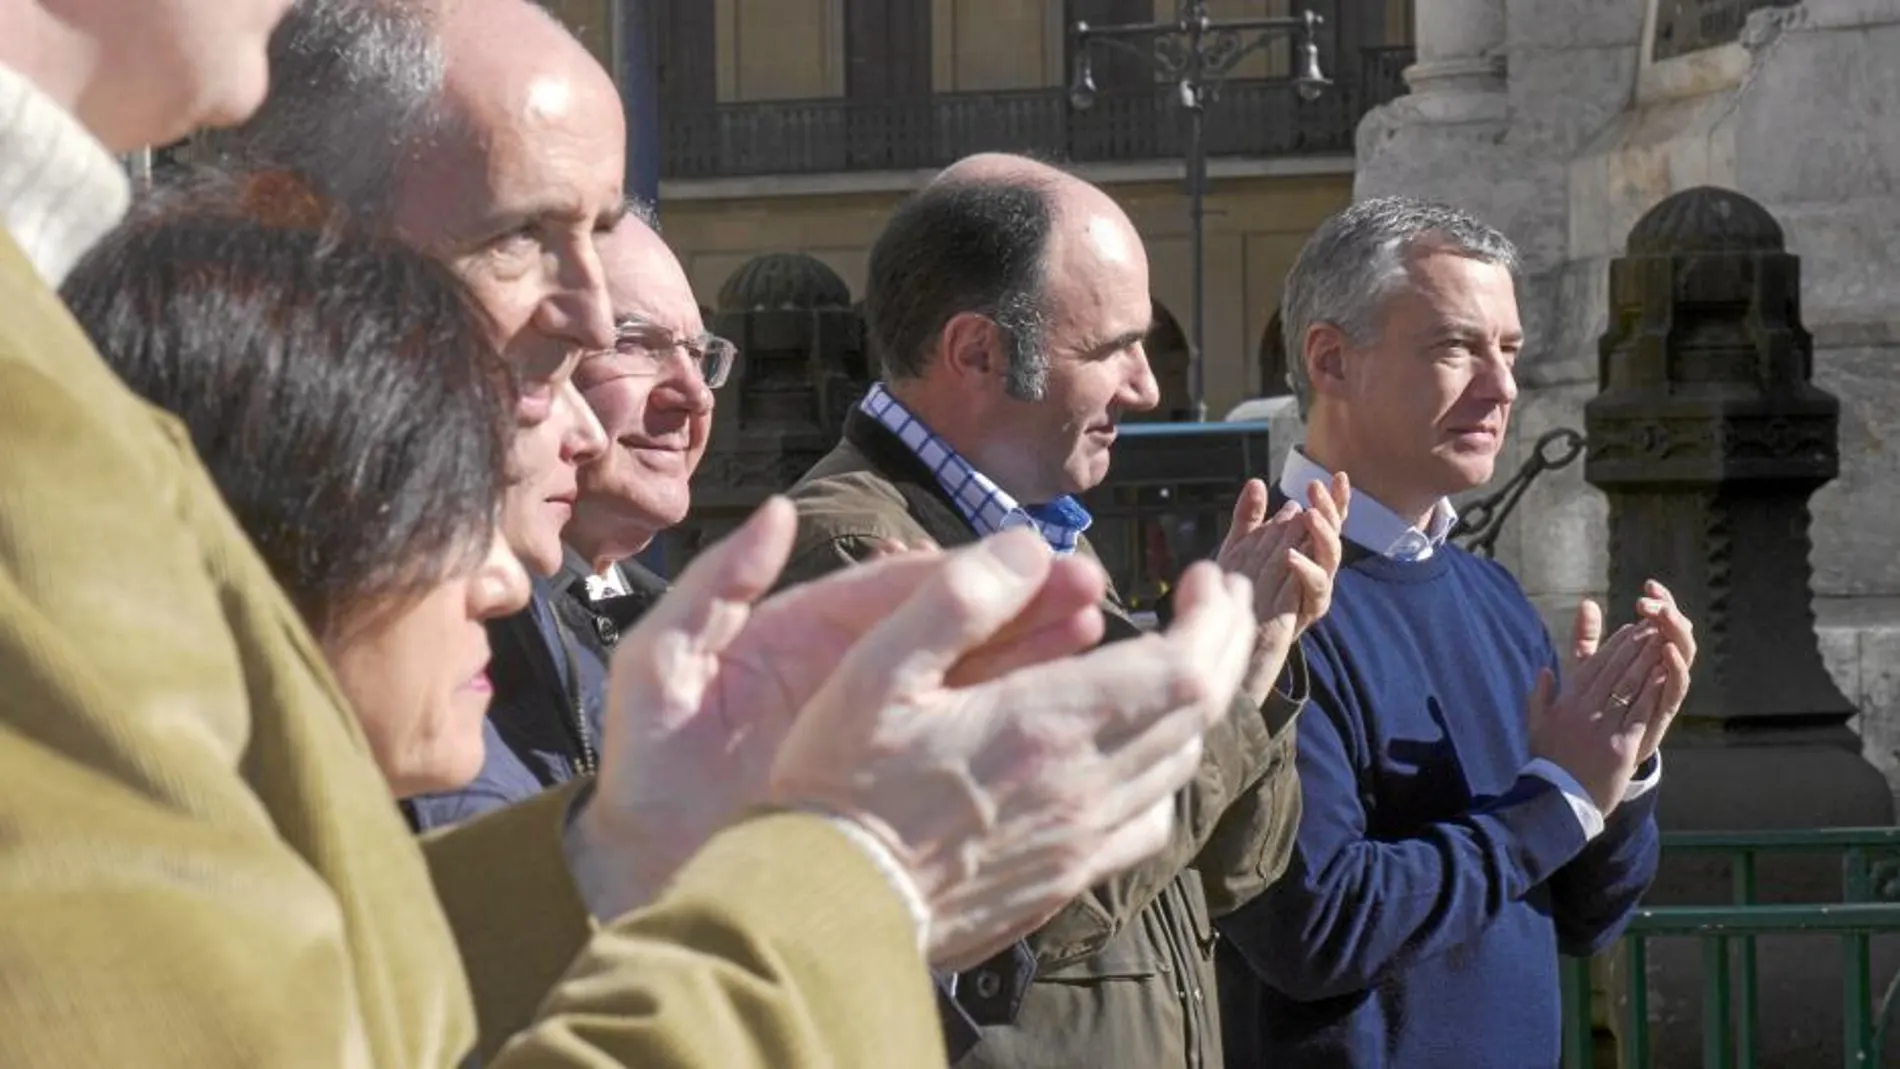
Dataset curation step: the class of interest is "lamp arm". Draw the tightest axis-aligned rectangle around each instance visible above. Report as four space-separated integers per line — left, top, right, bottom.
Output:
1199 25 1304 84
1080 30 1181 76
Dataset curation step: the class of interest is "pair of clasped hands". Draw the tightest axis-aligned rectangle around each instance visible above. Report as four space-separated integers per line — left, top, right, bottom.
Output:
1534 584 1697 815
571 475 1350 973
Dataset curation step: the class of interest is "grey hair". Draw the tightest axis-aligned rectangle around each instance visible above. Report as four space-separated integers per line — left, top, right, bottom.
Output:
624 195 661 233
1281 196 1519 419
994 292 1051 401
195 0 444 221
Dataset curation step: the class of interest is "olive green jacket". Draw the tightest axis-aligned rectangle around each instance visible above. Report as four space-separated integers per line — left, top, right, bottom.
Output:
779 407 1307 1069
0 229 945 1068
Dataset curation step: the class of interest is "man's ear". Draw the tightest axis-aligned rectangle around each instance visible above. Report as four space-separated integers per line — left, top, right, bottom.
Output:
939 311 1001 384
1303 321 1353 403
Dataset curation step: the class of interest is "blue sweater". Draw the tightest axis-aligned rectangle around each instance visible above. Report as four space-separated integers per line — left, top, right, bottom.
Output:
1217 544 1659 1068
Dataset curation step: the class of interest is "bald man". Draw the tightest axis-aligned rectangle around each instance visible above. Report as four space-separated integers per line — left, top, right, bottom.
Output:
207 0 619 579
210 0 626 826
206 0 645 829
777 153 1349 1068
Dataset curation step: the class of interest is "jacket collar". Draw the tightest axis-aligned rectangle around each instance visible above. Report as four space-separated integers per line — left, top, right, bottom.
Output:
838 408 986 551
554 544 667 635
832 408 1143 636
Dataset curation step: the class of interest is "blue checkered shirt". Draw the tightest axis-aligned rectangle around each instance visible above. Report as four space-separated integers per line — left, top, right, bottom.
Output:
859 383 1092 556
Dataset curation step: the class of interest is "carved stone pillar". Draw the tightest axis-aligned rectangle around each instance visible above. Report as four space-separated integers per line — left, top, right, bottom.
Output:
1584 186 1890 831
653 252 870 569
1393 0 1507 122
1403 0 1506 98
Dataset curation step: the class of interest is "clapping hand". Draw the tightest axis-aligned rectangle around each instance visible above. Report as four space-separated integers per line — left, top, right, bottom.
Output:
1532 581 1696 814
1215 473 1350 705
571 496 1261 972
573 499 1105 919
772 546 1261 968
1567 582 1695 766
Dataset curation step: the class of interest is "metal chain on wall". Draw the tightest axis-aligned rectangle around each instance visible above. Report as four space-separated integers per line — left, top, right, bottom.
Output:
1449 427 1587 558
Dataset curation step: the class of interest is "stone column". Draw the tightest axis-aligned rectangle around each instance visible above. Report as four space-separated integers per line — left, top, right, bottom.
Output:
1400 0 1508 118
1583 185 1890 828
1585 187 1869 744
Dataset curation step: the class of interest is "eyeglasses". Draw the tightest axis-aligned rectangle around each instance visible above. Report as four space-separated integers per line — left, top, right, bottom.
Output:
593 315 736 389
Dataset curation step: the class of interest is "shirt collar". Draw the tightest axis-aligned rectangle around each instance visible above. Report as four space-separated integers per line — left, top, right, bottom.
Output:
1278 446 1457 562
860 383 1092 556
559 543 632 602
583 565 631 602
0 62 131 285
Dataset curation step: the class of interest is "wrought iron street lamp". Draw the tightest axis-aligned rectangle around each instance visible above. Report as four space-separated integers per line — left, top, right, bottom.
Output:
1069 2 1329 422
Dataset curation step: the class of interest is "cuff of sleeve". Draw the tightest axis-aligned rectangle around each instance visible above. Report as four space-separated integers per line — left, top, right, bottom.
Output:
1622 752 1663 803
431 777 598 1060
1523 758 1606 841
1263 641 1310 736
552 811 938 1065
819 813 932 955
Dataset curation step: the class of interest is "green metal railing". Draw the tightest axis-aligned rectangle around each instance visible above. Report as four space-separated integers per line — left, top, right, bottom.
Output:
1561 828 1900 1069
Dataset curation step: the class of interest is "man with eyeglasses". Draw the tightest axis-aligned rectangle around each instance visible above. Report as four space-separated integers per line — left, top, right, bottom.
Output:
408 209 726 830
567 209 731 599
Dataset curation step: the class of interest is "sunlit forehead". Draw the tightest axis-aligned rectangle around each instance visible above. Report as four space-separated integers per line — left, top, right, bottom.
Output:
1082 212 1139 266
524 74 574 121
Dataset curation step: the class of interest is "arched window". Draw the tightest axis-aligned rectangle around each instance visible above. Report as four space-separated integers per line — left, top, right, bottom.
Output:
1257 306 1292 399
1134 299 1193 423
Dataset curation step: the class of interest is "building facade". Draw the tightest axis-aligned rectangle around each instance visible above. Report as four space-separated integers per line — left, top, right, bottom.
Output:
549 0 1415 419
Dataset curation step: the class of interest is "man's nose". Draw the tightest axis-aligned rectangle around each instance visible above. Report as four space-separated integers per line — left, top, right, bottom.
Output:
472 529 533 619
1122 345 1161 412
557 378 609 463
656 352 716 415
531 241 615 352
1479 354 1519 404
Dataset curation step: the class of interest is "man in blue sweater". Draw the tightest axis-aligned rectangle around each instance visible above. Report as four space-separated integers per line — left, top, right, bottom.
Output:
1216 197 1698 1068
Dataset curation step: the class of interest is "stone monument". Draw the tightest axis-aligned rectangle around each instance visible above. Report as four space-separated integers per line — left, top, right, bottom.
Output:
1586 185 1888 831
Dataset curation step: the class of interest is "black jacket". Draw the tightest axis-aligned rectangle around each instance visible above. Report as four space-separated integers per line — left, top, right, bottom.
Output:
405 551 664 832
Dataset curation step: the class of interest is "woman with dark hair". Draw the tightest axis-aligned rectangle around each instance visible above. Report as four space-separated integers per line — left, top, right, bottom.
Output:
61 184 531 797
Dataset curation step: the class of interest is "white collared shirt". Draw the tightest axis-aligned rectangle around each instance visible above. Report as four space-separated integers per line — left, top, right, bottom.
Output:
582 563 632 602
1278 446 1661 841
1279 447 1457 561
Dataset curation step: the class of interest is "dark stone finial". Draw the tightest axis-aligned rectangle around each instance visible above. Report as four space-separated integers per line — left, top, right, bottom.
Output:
1585 186 1850 728
716 252 852 312
1624 185 1786 256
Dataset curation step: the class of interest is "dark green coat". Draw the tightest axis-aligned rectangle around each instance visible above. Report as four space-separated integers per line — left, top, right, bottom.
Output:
778 407 1307 1069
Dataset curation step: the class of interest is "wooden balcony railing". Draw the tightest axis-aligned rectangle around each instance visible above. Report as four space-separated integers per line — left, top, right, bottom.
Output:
661 45 1415 180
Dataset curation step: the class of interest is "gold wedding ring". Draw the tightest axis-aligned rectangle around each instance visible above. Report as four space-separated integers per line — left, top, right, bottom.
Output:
1609 693 1633 709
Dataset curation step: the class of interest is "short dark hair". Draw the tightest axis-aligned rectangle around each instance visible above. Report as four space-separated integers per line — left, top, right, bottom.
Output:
61 174 514 636
625 194 661 232
864 179 1055 399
